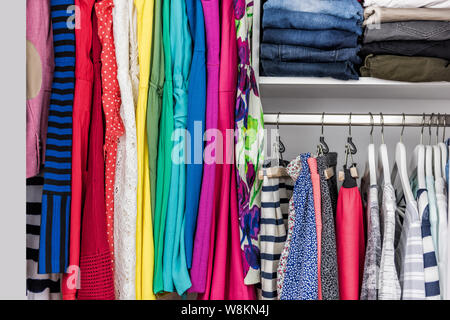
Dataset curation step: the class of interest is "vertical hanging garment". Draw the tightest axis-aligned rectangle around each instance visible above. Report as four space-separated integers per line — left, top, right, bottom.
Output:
360 175 381 300
325 152 339 216
27 175 62 300
336 166 365 300
426 175 439 256
277 156 302 297
96 0 125 267
234 0 265 286
39 0 75 276
308 157 322 299
153 0 174 295
279 174 293 229
146 0 164 221
129 0 140 102
112 0 138 300
26 0 54 179
134 0 155 300
416 188 441 299
259 162 289 300
184 0 206 270
198 0 256 299
395 199 426 300
316 156 339 300
378 184 401 300
447 140 450 299
435 177 448 298
77 13 115 298
62 0 95 300
280 153 318 300
162 0 193 295
189 0 220 293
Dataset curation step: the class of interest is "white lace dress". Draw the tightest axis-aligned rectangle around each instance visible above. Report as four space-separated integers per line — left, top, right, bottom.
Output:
112 0 139 300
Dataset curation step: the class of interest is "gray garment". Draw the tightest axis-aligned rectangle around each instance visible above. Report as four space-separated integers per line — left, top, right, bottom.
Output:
364 21 450 43
360 178 382 300
395 200 426 300
317 156 339 300
378 184 402 300
364 7 450 25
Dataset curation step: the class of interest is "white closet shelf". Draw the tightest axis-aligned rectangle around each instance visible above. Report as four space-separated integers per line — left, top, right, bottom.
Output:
259 76 450 100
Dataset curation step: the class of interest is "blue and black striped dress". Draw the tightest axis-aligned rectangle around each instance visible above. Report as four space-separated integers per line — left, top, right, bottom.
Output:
39 0 75 274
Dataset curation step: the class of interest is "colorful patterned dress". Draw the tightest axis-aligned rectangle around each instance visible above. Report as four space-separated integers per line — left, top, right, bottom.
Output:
234 0 265 285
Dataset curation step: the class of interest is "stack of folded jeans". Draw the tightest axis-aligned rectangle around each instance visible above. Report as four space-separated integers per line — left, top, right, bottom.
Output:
361 1 450 81
260 0 364 80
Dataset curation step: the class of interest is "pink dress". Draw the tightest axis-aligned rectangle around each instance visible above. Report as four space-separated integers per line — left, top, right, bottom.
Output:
197 0 255 300
26 0 54 178
189 0 220 293
336 167 366 300
308 157 322 300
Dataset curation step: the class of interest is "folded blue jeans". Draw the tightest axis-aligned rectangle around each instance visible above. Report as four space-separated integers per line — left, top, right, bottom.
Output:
263 28 359 49
263 0 364 21
261 59 359 80
260 43 362 64
262 9 362 35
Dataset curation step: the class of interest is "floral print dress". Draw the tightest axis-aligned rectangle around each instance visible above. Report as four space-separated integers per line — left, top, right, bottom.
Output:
234 0 265 285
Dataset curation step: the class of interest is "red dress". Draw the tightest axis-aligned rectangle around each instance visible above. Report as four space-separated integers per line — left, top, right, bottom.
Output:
62 0 95 300
336 167 365 300
77 10 115 300
95 0 124 264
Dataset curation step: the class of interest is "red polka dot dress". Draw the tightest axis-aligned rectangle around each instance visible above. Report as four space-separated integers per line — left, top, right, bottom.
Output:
95 0 124 269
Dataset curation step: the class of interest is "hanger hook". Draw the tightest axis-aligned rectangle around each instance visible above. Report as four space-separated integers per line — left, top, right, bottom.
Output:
348 112 352 137
420 113 425 145
443 113 447 143
436 113 440 145
369 112 374 143
428 113 434 145
276 112 280 131
321 112 325 136
380 112 385 145
400 113 406 143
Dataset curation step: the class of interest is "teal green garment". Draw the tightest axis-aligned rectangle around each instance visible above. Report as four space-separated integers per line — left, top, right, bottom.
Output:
162 0 193 295
153 0 174 294
147 0 165 221
426 175 439 259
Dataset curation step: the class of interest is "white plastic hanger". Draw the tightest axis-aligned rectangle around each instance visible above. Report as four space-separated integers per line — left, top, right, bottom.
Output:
392 113 414 204
378 113 391 186
409 114 426 189
438 114 448 182
363 113 377 186
426 115 434 180
433 114 443 180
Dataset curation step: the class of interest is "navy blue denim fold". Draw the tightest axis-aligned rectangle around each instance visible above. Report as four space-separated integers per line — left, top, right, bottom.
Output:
263 28 359 49
261 59 359 80
262 9 362 35
263 0 364 21
261 43 362 64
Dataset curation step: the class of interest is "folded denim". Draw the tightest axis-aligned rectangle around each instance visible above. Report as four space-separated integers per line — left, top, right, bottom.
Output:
263 28 359 49
262 9 363 35
360 40 450 60
263 0 363 21
261 59 359 80
261 43 362 64
364 7 450 25
363 0 450 9
360 54 450 82
363 21 450 42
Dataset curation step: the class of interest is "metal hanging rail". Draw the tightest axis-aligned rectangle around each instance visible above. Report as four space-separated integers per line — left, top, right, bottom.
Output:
264 113 450 127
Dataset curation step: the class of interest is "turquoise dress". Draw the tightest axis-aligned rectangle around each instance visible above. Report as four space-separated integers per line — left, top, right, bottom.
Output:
162 0 193 295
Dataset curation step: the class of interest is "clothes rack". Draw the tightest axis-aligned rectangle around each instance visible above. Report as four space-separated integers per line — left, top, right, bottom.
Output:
264 113 450 127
